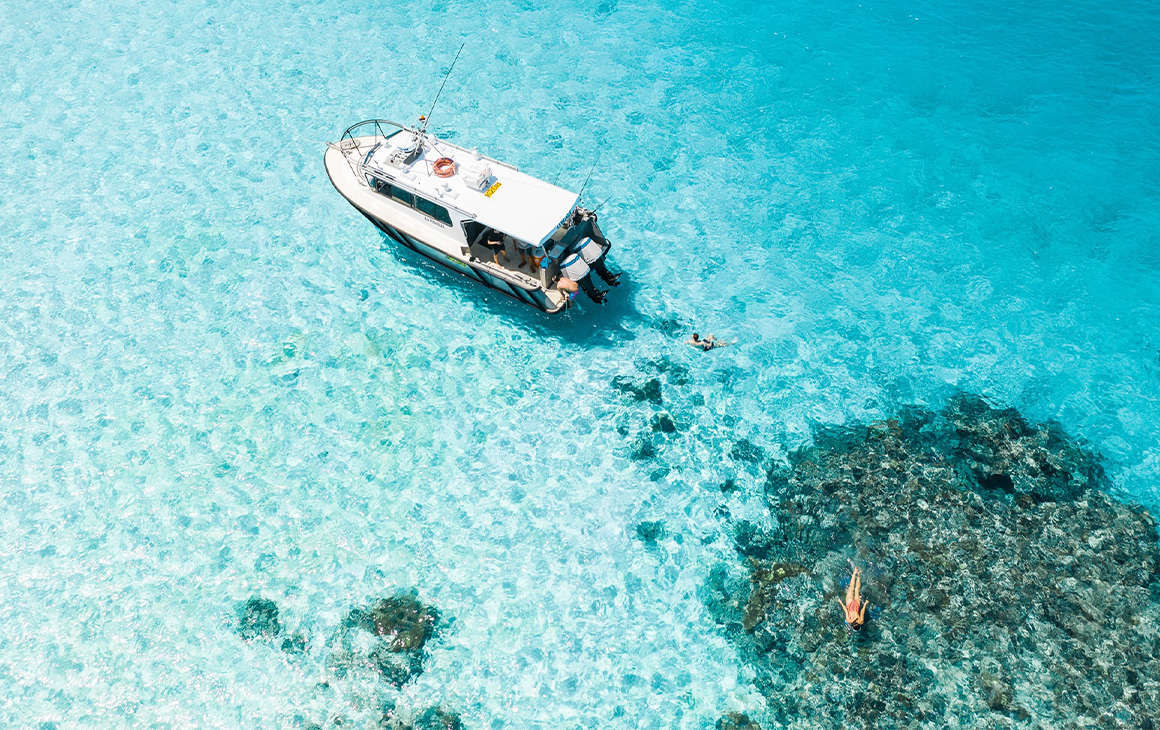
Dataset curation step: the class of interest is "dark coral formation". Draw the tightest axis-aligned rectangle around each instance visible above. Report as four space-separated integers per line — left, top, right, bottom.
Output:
741 563 807 633
614 358 693 464
635 520 667 545
645 356 690 385
630 435 658 461
716 395 1160 729
716 712 762 730
651 412 678 433
368 594 439 652
237 597 282 641
328 592 441 688
612 375 664 405
730 439 765 464
280 632 308 654
381 706 463 730
945 395 1105 505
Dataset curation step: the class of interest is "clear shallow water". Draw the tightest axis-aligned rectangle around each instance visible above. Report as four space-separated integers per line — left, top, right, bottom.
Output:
1 0 1158 726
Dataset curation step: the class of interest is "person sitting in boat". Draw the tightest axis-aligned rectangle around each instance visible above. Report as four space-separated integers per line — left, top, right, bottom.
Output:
686 333 734 351
556 277 579 299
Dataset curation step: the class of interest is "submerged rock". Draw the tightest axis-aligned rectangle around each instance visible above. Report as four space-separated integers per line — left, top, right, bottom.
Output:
330 592 441 688
719 395 1160 729
630 436 657 461
381 706 463 730
645 356 690 385
716 713 762 730
742 562 807 633
280 632 308 654
370 594 439 652
945 394 1105 504
612 376 663 405
635 520 667 545
730 439 765 463
367 644 425 687
238 597 282 641
651 412 678 433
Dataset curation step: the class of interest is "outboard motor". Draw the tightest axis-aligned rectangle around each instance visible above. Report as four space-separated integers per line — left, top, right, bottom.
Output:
576 237 621 287
560 252 606 304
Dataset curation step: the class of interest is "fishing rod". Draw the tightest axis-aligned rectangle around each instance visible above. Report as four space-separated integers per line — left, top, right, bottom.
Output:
419 42 466 136
592 195 615 213
578 156 599 197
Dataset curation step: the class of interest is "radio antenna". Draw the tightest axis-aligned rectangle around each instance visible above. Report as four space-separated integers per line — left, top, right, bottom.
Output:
420 42 466 136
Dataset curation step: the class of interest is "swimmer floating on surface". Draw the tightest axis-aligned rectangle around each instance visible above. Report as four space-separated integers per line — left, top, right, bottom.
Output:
686 333 735 352
838 565 870 631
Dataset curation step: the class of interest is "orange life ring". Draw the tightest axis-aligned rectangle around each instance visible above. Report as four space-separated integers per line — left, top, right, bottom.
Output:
433 157 456 178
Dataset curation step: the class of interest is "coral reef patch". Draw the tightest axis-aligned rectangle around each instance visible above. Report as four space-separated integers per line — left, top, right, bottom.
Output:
729 439 765 464
612 375 663 405
280 632 308 654
237 597 282 641
716 712 763 730
236 596 305 653
650 412 678 433
713 394 1160 728
381 706 463 730
328 592 441 688
635 520 667 545
367 594 440 652
630 435 658 461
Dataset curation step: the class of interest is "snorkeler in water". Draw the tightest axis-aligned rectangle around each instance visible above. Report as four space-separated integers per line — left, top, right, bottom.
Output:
686 333 735 352
838 565 869 630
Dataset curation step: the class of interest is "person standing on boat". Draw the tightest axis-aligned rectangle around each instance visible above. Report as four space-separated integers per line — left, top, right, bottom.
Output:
515 239 537 271
483 230 506 265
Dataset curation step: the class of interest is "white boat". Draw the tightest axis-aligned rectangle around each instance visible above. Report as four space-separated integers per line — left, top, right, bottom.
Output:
325 119 621 314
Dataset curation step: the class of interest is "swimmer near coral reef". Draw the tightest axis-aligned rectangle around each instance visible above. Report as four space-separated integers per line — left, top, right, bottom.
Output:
705 394 1160 729
686 333 735 352
838 565 869 631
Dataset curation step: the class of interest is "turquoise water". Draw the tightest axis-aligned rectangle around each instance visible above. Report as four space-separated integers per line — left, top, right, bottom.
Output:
1 0 1158 726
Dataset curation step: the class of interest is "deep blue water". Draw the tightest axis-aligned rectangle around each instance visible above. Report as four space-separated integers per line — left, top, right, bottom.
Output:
1 0 1158 726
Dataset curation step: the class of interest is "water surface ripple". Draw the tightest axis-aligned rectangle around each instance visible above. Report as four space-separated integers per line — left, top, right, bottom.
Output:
1 0 1158 726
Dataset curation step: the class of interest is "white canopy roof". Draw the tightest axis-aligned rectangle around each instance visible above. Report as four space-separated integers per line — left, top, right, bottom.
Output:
361 128 580 246
472 178 580 246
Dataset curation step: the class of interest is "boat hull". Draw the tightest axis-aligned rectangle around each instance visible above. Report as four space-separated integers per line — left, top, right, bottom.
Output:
357 208 567 313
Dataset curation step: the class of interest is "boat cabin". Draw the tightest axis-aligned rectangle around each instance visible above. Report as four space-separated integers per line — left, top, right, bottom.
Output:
352 122 584 289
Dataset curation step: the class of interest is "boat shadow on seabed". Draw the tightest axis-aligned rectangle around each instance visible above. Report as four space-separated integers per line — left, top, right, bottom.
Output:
378 233 640 348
